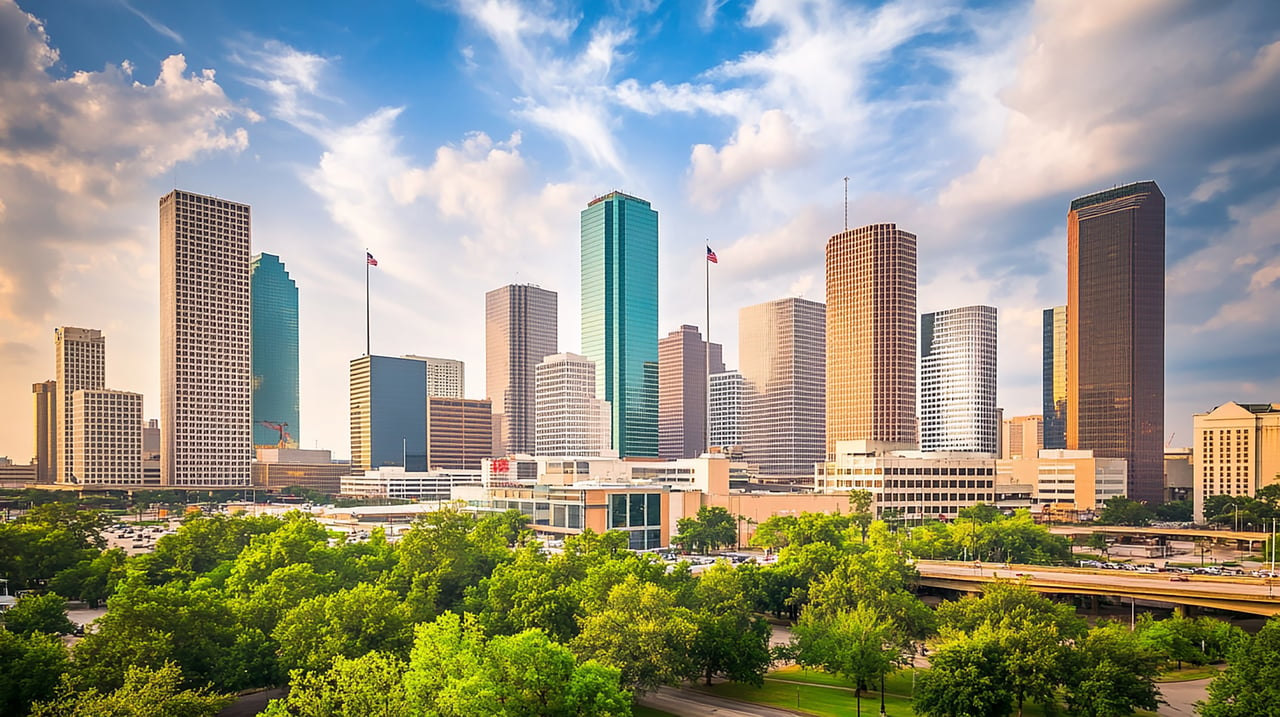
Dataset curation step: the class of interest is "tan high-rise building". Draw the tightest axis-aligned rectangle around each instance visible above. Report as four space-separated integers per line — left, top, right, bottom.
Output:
160 189 252 486
740 297 826 482
536 352 611 457
55 327 105 483
486 284 558 456
402 355 465 399
427 397 493 470
825 223 917 454
33 380 56 483
1002 415 1045 460
658 325 724 459
1067 181 1164 504
72 389 143 485
1192 402 1280 522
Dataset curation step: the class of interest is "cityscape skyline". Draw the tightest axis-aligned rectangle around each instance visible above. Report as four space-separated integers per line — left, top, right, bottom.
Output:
2 1 1279 462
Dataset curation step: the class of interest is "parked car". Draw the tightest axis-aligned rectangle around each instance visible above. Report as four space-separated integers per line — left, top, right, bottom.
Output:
1169 575 1190 582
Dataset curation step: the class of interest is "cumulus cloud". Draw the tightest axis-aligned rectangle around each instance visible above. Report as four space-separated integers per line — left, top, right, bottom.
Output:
0 0 252 325
688 109 810 210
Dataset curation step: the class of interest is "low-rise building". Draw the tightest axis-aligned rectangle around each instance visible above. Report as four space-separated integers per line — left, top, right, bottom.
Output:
341 467 483 501
816 441 997 521
1164 448 1193 503
253 448 349 495
996 449 1127 517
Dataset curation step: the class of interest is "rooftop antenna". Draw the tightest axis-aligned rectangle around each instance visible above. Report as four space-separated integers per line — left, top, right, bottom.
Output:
843 176 849 231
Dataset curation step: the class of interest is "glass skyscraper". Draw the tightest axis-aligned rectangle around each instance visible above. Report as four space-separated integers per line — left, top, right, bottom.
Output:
349 355 428 472
251 253 300 447
580 192 659 457
1042 305 1067 450
1067 181 1165 505
919 305 998 453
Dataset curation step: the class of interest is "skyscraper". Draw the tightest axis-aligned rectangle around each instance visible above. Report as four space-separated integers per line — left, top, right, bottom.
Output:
251 253 299 448
486 284 558 456
349 355 428 472
536 353 611 457
1042 305 1067 450
658 325 724 459
72 389 143 485
919 305 998 453
709 371 743 451
580 191 659 457
1002 415 1045 460
33 380 56 483
1067 181 1165 504
825 223 918 453
160 189 252 486
739 297 826 481
55 327 105 484
427 397 493 470
402 355 465 398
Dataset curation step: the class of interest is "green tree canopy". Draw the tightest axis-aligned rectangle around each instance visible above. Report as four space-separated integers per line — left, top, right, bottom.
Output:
261 651 408 717
913 633 1013 717
686 562 772 686
792 604 898 716
2 593 76 636
0 630 68 716
273 582 412 675
1095 497 1154 527
1064 622 1162 717
571 575 695 693
1200 616 1280 717
31 663 231 717
671 506 737 554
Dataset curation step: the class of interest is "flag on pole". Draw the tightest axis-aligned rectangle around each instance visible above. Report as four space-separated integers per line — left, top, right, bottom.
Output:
706 245 718 263
366 251 378 267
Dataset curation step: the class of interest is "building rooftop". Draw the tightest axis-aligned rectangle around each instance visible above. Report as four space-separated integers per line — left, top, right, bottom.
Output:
1069 180 1162 211
586 191 650 208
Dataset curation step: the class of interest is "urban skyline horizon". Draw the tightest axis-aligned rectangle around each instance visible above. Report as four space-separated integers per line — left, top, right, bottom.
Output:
2 0 1277 462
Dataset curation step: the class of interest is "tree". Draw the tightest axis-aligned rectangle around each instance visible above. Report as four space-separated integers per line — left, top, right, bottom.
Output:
849 490 874 543
572 575 695 693
273 582 412 675
31 663 231 717
1200 616 1280 717
49 548 127 607
1095 497 1154 527
1086 532 1111 560
2 593 76 636
1064 622 1162 717
686 563 772 687
1154 499 1193 522
936 580 1086 640
0 630 68 716
261 651 409 717
792 604 897 717
672 506 737 554
805 542 936 641
0 504 110 590
404 613 631 716
913 634 1014 717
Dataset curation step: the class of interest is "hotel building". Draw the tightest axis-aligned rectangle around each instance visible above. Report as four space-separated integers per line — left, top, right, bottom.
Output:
71 389 143 485
55 327 105 483
1193 402 1280 522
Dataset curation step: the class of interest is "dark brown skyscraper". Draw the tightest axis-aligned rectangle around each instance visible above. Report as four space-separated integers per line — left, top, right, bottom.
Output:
658 325 724 459
1067 181 1165 504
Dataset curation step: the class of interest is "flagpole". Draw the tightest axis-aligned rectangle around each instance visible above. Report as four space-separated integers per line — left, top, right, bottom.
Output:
705 243 711 456
365 248 371 357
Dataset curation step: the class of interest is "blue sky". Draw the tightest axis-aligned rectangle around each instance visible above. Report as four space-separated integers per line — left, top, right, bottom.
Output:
1 0 1278 460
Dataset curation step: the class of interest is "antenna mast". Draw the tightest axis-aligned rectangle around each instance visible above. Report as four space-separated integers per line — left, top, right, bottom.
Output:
843 176 849 230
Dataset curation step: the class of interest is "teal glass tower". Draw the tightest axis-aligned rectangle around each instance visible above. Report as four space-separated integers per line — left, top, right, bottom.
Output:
581 192 659 457
251 253 300 447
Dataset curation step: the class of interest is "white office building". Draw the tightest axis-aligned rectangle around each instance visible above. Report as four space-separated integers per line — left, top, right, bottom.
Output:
816 441 997 521
535 353 611 457
920 305 998 454
55 327 106 483
341 467 482 500
403 355 465 398
71 389 143 484
160 189 252 486
709 370 743 450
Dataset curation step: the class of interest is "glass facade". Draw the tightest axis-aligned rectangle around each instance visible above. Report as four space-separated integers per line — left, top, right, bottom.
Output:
1067 181 1165 504
349 356 428 472
919 305 998 453
485 284 558 455
250 253 300 447
1042 306 1067 450
581 192 659 457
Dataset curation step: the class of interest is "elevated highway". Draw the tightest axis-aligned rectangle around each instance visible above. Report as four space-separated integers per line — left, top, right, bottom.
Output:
915 560 1280 617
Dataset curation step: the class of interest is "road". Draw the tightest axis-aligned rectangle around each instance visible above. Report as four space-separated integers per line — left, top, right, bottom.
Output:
1158 678 1211 717
917 560 1280 601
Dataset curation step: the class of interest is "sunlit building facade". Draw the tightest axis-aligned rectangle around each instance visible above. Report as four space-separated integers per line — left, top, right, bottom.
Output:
1067 181 1165 504
919 305 998 454
658 325 724 459
536 353 611 457
709 370 743 451
1042 305 1067 450
349 355 428 473
55 327 105 484
581 191 659 457
486 284 558 456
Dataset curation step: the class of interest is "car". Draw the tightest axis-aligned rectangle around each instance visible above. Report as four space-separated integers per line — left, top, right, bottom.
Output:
1169 575 1190 582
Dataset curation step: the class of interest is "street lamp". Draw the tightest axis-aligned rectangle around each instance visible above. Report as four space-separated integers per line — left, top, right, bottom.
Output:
1228 503 1240 533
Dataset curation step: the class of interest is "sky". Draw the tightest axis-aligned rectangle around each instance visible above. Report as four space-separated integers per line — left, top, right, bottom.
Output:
1 0 1279 462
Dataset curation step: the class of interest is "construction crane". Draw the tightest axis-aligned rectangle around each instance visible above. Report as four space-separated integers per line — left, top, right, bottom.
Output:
258 420 292 448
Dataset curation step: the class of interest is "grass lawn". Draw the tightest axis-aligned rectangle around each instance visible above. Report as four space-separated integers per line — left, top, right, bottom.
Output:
700 680 917 717
1157 664 1223 682
633 706 678 717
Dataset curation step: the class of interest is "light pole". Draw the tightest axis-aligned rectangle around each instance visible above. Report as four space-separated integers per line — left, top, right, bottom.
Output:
1228 503 1239 533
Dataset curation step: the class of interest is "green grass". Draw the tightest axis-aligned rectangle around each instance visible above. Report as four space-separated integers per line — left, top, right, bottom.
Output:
700 680 917 716
1157 665 1223 683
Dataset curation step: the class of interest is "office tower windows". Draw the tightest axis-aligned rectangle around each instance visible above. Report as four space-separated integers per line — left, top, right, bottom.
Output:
580 191 659 457
427 397 493 470
33 380 56 483
251 253 300 448
1067 181 1165 504
920 305 998 453
1043 306 1067 450
55 327 105 484
739 298 826 481
658 325 724 459
349 355 429 473
709 370 743 451
402 355 465 398
826 223 918 453
72 389 143 484
486 284 558 456
536 352 611 457
160 189 252 486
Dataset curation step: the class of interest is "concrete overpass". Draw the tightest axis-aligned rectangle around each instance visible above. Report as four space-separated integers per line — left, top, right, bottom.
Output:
915 560 1280 617
1050 525 1272 550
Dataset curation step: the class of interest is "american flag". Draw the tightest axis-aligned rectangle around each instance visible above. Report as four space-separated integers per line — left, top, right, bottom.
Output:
706 245 718 263
366 251 378 267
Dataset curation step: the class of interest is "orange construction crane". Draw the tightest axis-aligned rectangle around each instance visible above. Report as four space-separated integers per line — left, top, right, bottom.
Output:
258 420 292 448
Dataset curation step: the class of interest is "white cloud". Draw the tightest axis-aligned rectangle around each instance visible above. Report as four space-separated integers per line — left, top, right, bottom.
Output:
688 109 809 210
